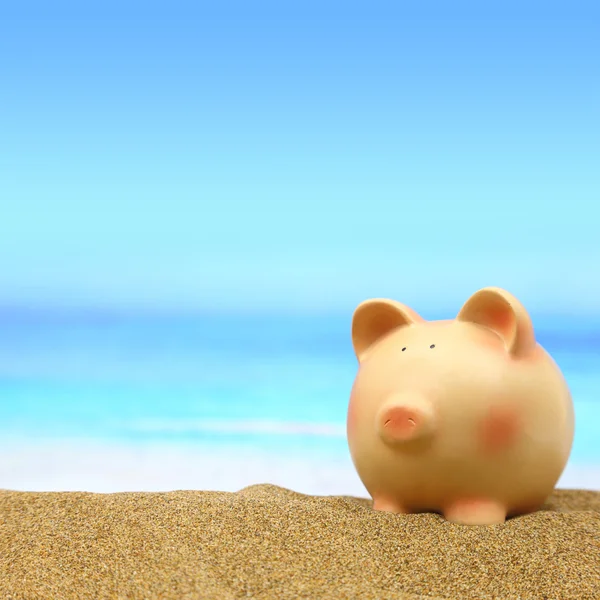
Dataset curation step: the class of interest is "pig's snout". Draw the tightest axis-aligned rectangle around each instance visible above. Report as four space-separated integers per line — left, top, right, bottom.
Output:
376 394 436 445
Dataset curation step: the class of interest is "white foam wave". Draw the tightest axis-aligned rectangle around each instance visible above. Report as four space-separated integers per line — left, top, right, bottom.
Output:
0 439 598 495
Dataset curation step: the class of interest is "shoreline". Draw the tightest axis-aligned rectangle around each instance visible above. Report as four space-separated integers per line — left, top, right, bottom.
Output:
1 439 598 495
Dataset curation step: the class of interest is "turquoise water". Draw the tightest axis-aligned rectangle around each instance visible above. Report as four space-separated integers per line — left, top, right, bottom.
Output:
0 311 598 463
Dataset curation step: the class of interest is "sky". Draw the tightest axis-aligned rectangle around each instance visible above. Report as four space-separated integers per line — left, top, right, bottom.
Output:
1 1 599 314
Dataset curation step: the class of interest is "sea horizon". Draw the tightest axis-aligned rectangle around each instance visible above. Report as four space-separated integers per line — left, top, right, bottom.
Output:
0 309 598 494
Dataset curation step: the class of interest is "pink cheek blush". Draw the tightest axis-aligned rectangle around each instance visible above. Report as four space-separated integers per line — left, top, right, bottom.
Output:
347 394 360 437
478 405 521 454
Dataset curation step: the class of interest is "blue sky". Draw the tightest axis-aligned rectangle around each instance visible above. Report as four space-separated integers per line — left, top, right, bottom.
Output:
1 1 599 313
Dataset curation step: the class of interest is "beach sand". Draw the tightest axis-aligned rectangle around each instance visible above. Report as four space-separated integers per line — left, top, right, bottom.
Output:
1 485 599 599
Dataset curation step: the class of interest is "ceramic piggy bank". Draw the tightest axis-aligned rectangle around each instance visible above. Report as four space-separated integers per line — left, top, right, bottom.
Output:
347 287 575 525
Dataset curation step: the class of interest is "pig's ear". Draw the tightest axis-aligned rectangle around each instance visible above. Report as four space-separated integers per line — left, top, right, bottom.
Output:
352 299 424 362
456 287 536 357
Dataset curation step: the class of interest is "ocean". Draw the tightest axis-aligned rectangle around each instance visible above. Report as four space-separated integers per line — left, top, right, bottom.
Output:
0 310 598 494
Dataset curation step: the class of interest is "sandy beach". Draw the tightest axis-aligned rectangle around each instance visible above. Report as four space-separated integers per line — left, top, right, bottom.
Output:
1 484 599 599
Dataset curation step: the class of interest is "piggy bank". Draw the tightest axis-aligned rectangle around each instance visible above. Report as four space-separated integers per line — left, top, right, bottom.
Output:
347 287 575 525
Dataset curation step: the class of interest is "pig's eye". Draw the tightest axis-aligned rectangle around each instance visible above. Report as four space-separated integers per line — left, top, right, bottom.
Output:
401 347 407 352
430 344 436 349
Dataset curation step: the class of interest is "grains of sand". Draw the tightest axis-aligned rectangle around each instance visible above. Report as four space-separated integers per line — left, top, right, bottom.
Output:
1 484 599 599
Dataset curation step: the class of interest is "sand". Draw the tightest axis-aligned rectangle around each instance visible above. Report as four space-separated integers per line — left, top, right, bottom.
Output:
0 485 599 600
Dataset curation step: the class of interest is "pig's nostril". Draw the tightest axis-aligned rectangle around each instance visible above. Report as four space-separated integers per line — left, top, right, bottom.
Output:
378 403 435 444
